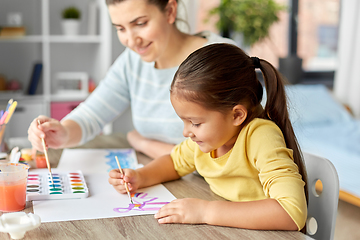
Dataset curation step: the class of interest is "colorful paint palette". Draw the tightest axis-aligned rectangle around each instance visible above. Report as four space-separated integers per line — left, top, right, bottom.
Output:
26 171 89 201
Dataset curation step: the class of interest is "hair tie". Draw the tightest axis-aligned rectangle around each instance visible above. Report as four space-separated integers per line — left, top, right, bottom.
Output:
251 57 261 69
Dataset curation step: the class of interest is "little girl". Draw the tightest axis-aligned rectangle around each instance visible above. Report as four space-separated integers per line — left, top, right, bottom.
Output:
108 43 307 231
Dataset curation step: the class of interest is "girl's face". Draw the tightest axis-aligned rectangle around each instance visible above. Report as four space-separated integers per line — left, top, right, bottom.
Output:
170 95 246 155
108 0 176 63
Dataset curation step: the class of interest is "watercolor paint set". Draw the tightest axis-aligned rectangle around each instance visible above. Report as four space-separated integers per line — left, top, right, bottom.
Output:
26 170 89 201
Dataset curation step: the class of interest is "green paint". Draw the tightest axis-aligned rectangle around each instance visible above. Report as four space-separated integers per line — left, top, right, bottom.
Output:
73 191 85 193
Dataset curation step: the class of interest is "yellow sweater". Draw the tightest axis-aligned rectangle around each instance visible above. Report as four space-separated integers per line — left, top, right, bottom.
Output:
170 118 307 230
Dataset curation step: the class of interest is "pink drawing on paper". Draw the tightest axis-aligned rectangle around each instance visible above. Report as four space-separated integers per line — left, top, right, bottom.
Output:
113 192 170 213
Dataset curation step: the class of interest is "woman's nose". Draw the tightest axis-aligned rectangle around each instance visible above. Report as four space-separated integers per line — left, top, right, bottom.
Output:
125 31 141 48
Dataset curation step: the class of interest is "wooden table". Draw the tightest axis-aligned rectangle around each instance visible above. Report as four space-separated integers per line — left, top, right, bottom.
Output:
0 133 314 239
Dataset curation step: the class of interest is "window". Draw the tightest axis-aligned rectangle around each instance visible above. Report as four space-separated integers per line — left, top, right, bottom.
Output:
194 0 340 84
298 0 340 71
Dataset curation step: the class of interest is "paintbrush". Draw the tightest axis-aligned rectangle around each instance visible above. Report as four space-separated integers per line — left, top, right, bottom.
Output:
115 156 134 204
37 120 55 189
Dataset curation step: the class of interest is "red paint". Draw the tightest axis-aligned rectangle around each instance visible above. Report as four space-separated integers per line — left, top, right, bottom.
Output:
36 155 47 168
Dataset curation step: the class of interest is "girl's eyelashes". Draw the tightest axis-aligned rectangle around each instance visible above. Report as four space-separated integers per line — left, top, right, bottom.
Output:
192 123 201 128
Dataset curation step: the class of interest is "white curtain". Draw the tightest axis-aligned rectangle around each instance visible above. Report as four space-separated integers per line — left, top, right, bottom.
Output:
334 0 360 118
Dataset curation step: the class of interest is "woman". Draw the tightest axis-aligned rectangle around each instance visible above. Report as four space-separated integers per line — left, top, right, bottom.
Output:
27 0 235 158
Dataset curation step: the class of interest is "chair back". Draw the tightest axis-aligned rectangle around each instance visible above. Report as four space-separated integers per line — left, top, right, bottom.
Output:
303 152 339 240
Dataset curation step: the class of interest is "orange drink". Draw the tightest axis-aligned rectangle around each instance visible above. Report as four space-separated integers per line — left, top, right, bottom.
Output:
0 163 29 212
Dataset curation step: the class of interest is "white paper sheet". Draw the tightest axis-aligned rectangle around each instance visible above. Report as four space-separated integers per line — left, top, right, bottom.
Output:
32 149 176 223
56 148 140 174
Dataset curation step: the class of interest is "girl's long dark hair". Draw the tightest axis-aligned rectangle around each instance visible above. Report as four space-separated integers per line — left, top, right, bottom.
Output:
171 43 308 206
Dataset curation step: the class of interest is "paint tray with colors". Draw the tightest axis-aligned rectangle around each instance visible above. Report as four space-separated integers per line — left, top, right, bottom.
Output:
26 171 89 201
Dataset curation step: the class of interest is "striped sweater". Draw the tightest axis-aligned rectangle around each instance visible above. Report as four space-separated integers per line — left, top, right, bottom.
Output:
63 31 235 145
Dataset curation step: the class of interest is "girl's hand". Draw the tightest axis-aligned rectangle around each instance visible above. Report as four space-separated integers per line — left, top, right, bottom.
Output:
108 168 140 194
154 198 209 224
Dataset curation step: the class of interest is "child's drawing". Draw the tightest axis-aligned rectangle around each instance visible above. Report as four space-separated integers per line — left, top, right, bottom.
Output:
113 192 170 213
105 149 138 172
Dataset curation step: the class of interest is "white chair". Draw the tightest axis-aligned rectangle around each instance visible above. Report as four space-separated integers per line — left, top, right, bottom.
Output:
303 152 339 240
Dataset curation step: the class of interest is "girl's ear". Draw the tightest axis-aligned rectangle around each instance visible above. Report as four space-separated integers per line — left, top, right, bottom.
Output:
166 0 177 24
232 105 247 126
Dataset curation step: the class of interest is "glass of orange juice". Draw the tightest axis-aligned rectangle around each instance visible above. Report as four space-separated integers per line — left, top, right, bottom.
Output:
0 163 29 212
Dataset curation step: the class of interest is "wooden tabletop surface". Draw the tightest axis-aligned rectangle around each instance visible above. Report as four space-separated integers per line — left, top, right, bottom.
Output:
0 133 314 239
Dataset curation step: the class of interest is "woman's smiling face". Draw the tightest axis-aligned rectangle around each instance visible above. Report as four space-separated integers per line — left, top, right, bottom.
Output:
108 0 176 63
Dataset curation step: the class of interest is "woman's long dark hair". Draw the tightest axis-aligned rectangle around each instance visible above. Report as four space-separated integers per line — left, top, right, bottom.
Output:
105 0 185 28
106 0 177 10
171 43 308 207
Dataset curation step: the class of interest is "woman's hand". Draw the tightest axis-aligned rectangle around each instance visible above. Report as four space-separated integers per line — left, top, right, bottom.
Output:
154 198 209 224
108 168 141 194
127 130 176 159
127 130 147 153
27 116 70 154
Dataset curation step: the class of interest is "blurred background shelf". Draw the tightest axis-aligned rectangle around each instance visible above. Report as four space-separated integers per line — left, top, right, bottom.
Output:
0 0 112 139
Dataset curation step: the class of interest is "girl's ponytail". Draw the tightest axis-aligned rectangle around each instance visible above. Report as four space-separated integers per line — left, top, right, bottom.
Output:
257 59 308 200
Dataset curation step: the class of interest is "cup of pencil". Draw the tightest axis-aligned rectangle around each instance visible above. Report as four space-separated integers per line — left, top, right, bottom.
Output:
0 99 18 152
0 124 6 152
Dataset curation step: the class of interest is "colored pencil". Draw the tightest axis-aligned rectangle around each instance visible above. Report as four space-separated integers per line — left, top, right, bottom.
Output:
115 156 134 204
4 101 17 124
37 120 55 188
5 99 13 112
0 112 7 125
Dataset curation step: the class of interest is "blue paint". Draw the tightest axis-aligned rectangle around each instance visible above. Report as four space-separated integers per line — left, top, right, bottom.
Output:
48 184 61 188
49 180 60 183
48 176 60 179
105 150 137 172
